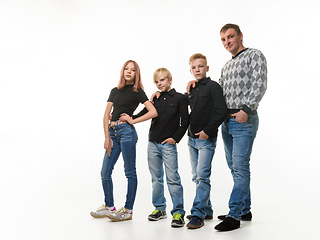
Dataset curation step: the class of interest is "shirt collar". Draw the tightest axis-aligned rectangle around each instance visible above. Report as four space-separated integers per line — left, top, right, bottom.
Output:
232 48 248 59
161 88 176 96
197 77 211 85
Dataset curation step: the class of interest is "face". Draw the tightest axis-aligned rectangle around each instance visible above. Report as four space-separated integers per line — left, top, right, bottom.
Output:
220 28 244 56
155 77 172 92
190 58 209 81
123 62 136 84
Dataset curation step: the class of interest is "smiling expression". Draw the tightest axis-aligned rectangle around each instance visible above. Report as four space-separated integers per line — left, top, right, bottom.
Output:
220 28 244 57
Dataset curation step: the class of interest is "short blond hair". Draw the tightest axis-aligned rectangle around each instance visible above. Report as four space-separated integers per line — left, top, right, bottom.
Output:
189 53 207 66
153 68 172 84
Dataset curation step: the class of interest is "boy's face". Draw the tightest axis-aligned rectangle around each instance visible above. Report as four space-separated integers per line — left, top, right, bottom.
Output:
155 77 172 92
190 58 209 81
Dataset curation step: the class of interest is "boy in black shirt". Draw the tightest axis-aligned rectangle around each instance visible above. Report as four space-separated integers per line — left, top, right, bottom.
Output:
185 53 227 229
135 68 189 227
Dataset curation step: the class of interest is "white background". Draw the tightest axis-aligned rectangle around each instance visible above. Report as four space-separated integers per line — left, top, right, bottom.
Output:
0 0 319 239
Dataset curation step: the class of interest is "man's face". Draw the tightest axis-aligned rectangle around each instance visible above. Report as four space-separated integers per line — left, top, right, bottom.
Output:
190 58 208 81
220 28 243 56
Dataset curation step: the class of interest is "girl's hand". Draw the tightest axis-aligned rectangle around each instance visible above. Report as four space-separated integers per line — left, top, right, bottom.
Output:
162 138 176 145
195 130 209 140
119 113 134 125
104 136 113 156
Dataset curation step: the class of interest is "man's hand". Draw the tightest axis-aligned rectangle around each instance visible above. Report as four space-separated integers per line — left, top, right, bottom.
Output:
162 138 176 145
231 110 248 123
150 91 161 103
195 130 209 140
186 80 196 94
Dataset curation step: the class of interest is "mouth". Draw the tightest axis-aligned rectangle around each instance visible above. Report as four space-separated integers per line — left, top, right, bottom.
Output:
126 75 131 78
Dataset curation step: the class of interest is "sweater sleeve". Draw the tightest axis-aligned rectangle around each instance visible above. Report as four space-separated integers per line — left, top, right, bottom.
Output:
242 50 267 113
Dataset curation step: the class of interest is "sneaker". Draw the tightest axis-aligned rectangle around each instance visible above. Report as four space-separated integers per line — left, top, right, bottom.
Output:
171 213 184 227
148 210 167 221
107 207 133 221
186 216 204 229
90 204 116 218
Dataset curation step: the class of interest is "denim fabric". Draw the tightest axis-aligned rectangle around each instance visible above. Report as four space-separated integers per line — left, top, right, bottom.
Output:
147 141 185 216
101 123 138 210
222 115 259 221
188 137 217 219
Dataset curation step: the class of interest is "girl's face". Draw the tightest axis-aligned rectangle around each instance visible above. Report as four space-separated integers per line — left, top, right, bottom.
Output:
123 62 136 84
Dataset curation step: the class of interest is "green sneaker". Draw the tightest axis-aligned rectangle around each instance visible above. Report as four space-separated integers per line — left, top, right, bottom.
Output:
148 210 167 221
171 213 185 227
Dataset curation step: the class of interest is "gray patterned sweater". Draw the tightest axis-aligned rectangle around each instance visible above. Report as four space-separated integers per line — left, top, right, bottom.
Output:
219 48 267 115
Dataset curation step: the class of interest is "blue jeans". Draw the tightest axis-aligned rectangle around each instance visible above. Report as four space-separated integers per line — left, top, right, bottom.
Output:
101 123 138 210
188 137 217 219
222 115 259 221
147 141 185 216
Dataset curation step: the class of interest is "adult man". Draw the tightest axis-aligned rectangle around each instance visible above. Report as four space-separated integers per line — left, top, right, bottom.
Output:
214 24 267 231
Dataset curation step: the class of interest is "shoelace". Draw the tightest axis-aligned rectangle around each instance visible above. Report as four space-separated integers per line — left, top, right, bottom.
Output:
97 204 106 211
172 213 183 221
151 209 160 215
114 207 126 214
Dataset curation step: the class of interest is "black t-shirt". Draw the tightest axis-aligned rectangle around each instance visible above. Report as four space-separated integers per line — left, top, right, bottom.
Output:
107 84 148 121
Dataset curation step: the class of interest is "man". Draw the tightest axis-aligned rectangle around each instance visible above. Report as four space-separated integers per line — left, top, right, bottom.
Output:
214 23 267 231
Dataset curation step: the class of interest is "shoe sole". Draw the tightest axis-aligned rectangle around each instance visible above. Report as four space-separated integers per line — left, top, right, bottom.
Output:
107 216 133 222
217 216 252 221
171 222 184 228
148 215 167 221
186 222 204 229
90 212 109 218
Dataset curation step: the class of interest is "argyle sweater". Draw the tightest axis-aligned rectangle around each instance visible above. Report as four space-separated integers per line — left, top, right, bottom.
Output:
219 48 267 115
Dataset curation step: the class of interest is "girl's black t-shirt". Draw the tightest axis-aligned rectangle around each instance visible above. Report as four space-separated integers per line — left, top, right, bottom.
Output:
108 84 148 121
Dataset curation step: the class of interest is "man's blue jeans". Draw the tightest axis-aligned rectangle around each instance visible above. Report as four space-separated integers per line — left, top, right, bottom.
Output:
188 137 217 219
101 123 138 210
147 141 185 216
221 115 259 221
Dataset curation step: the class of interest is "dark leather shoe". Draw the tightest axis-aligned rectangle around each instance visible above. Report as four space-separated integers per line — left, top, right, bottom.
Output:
186 214 213 220
186 216 204 229
214 217 240 231
217 211 252 221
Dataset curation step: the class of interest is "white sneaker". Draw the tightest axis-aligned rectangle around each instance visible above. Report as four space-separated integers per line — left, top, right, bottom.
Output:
107 207 133 221
90 204 116 218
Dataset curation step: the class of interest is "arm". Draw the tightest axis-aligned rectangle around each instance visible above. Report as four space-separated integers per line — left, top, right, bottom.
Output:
120 100 158 124
186 80 196 94
103 102 113 156
242 50 267 114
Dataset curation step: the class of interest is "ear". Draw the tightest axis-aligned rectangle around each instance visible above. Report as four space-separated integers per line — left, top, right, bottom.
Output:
169 77 173 84
189 69 192 75
207 66 209 72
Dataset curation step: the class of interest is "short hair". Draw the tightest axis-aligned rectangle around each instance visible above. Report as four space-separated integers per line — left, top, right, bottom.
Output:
189 53 207 66
220 23 241 35
118 60 144 92
153 68 172 84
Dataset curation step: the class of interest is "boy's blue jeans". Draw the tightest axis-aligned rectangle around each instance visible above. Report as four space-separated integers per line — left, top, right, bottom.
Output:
188 136 217 219
101 123 138 210
221 115 259 221
147 141 185 216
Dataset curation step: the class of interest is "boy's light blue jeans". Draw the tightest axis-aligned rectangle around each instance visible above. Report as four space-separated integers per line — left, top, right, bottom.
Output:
221 115 259 221
188 136 217 219
101 123 138 210
147 141 185 216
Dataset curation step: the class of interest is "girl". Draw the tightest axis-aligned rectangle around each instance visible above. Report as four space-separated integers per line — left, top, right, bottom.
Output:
90 60 157 221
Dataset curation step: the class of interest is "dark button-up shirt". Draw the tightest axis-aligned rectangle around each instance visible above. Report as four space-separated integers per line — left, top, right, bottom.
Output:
134 88 189 143
186 77 228 138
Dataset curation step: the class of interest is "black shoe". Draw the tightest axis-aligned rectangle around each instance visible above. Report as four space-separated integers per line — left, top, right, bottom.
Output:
148 210 167 221
214 217 240 231
186 216 204 229
171 213 185 228
186 214 213 220
217 211 252 221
